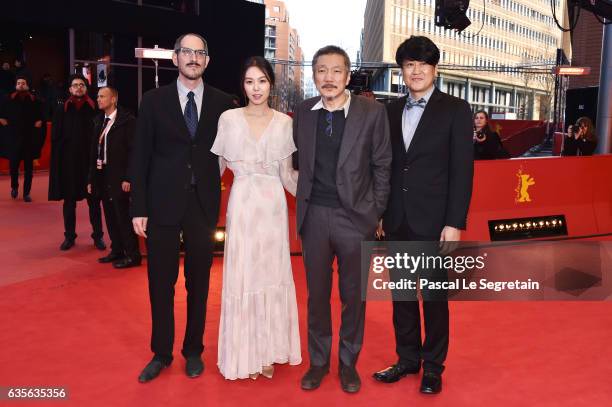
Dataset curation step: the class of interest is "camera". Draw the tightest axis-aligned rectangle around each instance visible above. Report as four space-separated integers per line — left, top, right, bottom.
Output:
347 70 372 94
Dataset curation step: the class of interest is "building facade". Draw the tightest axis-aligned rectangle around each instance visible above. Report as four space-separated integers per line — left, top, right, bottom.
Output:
362 0 571 120
263 0 304 112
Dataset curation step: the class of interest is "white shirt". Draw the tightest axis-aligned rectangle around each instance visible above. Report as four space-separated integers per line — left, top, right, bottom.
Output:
100 109 117 164
177 78 204 119
401 86 435 151
311 90 351 118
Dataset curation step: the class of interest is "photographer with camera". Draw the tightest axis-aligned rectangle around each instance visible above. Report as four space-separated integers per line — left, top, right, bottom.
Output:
561 117 597 156
473 110 509 160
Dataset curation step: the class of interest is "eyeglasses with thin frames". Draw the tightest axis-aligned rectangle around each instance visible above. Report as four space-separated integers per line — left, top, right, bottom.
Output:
70 83 86 89
176 47 208 58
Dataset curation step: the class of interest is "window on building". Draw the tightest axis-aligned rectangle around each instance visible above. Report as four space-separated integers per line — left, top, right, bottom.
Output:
265 25 276 37
273 5 280 12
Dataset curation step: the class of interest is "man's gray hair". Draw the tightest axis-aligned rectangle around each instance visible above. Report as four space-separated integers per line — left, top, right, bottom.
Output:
312 45 351 71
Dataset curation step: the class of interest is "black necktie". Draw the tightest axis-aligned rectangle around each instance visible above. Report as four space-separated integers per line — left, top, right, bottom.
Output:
184 91 197 140
98 117 111 163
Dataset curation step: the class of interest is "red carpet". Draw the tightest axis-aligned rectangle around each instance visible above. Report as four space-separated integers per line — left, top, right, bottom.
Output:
1 172 612 406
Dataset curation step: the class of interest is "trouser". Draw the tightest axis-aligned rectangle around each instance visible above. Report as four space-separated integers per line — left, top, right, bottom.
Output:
10 157 33 196
97 173 141 259
62 196 103 241
300 204 370 368
389 216 449 375
146 190 215 363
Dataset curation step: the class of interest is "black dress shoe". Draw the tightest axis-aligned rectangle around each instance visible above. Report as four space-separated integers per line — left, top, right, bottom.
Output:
138 359 170 383
60 239 75 251
113 256 142 269
93 239 106 250
23 195 32 202
301 365 329 390
10 188 17 199
420 371 442 394
339 364 361 393
185 356 204 378
98 252 125 263
373 362 420 383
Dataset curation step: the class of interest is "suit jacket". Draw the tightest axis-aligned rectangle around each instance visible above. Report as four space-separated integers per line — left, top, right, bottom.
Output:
383 88 474 238
88 107 136 199
130 82 234 226
293 94 392 236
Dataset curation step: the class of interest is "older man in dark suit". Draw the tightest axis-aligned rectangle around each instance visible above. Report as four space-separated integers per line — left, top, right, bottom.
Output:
130 33 234 383
372 36 474 395
293 45 391 393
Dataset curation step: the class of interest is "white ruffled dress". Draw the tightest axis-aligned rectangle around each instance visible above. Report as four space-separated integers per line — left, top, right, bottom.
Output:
211 108 302 380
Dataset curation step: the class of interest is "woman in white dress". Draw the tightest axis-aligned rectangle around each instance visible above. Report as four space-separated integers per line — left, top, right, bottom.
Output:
211 56 301 380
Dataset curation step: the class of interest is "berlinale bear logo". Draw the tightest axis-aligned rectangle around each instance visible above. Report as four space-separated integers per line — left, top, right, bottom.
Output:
515 168 535 203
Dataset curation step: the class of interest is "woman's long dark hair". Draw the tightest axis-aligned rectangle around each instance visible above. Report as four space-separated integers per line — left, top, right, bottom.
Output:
474 110 492 134
575 116 596 142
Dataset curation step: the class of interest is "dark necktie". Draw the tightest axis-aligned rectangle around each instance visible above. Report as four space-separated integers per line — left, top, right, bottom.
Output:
184 91 198 140
98 117 111 164
405 98 426 110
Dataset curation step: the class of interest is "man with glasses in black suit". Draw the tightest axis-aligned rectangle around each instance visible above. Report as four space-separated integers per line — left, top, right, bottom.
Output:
131 33 234 383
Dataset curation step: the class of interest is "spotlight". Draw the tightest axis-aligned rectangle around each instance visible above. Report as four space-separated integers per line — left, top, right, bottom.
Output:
214 230 226 242
489 215 568 241
435 0 471 32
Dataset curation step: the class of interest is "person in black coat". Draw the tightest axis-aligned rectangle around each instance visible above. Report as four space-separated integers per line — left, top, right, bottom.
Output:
561 117 597 156
130 33 235 383
0 75 44 201
473 110 510 160
88 87 141 268
48 74 105 251
0 62 16 98
372 36 474 394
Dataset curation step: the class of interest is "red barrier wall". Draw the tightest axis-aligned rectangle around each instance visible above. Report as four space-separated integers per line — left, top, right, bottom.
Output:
219 155 612 250
488 119 543 138
485 119 547 157
501 125 547 157
552 132 565 156
463 155 612 241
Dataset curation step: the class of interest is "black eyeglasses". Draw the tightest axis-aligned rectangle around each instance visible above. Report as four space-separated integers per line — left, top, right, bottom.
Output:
325 111 333 137
175 47 208 58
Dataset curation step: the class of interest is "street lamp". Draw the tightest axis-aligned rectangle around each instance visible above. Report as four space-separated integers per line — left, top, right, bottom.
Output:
134 46 174 88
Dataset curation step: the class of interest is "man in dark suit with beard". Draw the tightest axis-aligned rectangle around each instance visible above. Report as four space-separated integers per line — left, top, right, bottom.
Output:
48 74 105 251
130 33 234 383
372 36 474 394
88 87 141 268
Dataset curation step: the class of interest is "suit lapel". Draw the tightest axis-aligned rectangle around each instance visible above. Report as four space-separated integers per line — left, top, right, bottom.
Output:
406 88 443 158
337 96 365 168
390 96 407 156
196 83 215 146
169 83 193 141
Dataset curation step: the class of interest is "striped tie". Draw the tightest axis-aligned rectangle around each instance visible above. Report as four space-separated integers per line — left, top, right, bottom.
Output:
184 91 197 140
